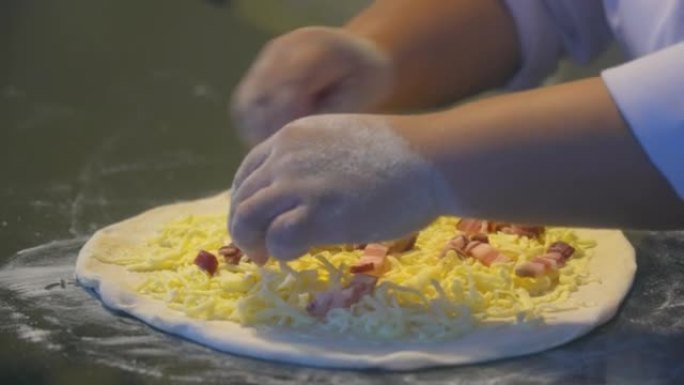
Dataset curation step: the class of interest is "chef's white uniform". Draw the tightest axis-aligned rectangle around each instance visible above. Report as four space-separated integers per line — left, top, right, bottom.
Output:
503 0 684 197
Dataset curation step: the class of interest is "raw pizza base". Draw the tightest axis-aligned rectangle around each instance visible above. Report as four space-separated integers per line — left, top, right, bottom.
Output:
75 192 636 370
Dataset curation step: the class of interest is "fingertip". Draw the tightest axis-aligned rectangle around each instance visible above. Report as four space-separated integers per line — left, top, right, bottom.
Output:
249 251 270 266
229 186 303 268
232 240 269 266
265 206 311 261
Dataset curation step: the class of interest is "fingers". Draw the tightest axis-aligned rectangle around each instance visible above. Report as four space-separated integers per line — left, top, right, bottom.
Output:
230 144 271 236
264 205 312 261
231 142 270 194
231 43 318 144
229 185 300 265
230 28 371 145
229 168 272 230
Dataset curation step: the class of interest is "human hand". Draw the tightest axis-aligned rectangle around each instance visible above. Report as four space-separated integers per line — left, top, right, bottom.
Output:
228 114 449 264
231 27 393 146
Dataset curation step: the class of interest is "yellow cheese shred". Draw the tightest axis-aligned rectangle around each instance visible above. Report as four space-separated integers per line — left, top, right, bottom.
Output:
96 214 596 341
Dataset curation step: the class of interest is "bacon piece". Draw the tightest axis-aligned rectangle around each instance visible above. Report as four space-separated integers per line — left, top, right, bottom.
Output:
456 218 489 234
349 262 375 274
471 233 489 243
548 241 575 259
363 244 389 261
440 234 508 266
381 232 418 254
500 224 544 238
440 234 469 258
218 243 243 265
515 241 576 277
306 274 378 318
350 243 389 276
194 250 218 276
465 241 510 266
458 218 543 239
515 262 545 277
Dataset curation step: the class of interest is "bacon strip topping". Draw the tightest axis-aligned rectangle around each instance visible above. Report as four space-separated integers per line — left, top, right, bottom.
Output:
499 224 544 238
440 233 509 266
194 250 219 276
218 243 243 265
515 241 576 278
306 233 419 319
306 274 378 318
350 243 390 276
457 218 543 239
465 241 511 266
381 232 418 254
349 262 375 274
456 218 491 235
348 233 417 276
306 233 418 318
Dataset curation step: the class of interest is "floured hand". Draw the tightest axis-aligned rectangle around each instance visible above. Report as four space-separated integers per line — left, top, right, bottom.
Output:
231 27 393 146
228 114 448 263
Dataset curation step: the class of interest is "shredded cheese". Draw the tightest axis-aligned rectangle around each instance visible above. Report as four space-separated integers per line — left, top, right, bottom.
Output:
96 214 596 340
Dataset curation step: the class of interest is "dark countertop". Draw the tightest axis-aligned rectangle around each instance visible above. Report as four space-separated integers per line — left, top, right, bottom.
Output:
2 1 684 384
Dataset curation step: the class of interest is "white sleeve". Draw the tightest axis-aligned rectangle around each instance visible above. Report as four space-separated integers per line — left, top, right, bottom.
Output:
501 0 614 89
602 42 684 199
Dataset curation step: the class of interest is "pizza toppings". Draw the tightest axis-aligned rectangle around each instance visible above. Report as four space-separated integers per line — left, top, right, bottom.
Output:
194 250 219 276
111 213 596 340
440 234 469 258
470 233 489 243
218 243 243 265
456 218 491 234
349 233 418 274
315 235 418 317
465 241 510 266
457 218 543 239
349 262 375 274
350 243 390 276
499 224 544 238
548 241 576 259
313 236 414 318
515 241 576 278
382 232 418 254
306 274 378 318
441 233 509 266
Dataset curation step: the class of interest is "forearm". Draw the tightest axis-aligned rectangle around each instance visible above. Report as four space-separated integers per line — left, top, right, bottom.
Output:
394 77 684 229
344 0 519 110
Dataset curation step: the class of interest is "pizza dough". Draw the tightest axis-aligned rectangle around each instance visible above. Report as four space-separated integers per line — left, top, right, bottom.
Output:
75 192 636 370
